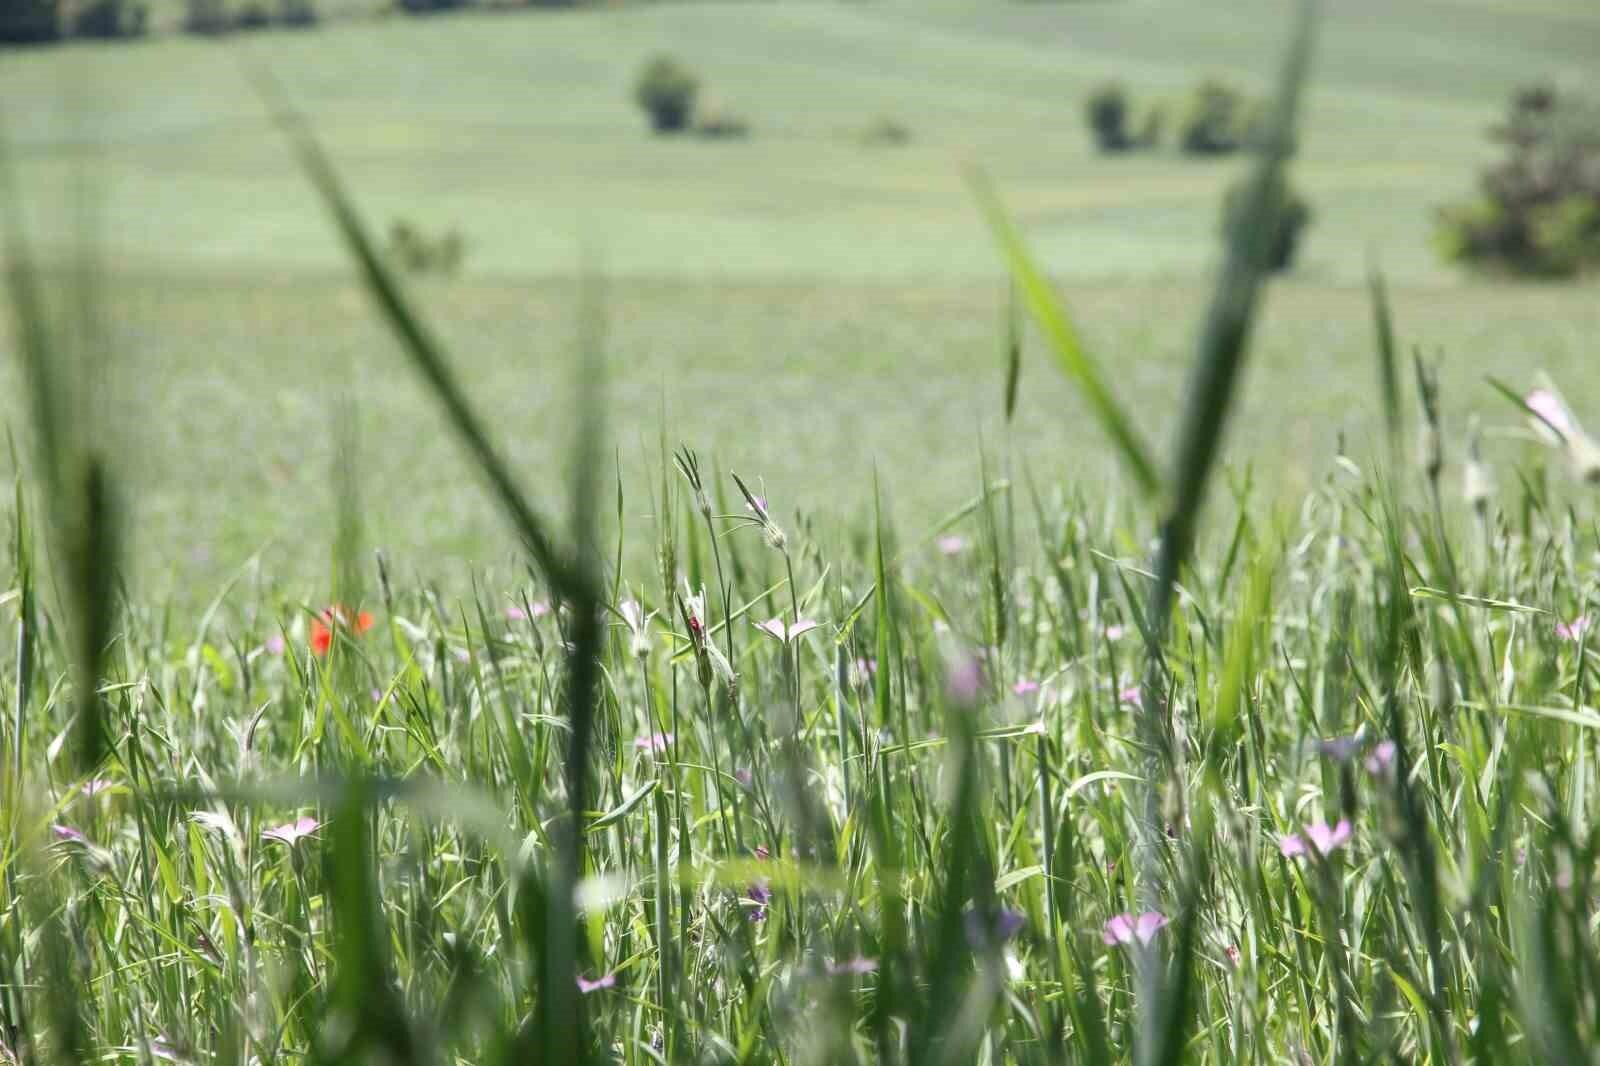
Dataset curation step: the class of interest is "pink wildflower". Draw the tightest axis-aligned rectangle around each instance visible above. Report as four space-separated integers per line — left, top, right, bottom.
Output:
634 733 673 753
1557 616 1592 642
262 816 320 847
576 973 616 994
1103 911 1168 947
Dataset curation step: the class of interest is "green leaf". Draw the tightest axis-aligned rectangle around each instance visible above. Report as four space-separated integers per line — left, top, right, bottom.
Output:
966 167 1161 497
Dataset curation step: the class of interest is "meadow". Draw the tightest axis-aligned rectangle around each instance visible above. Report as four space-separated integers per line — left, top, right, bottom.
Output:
0 0 1597 603
5 0 1600 1063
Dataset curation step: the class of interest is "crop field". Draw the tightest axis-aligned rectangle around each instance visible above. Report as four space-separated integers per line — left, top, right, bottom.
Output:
3 0 1600 1063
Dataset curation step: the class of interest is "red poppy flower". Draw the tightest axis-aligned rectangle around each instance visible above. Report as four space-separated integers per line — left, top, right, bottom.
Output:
310 605 375 656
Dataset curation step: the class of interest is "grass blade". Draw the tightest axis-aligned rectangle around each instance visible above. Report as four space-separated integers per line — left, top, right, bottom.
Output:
967 167 1162 497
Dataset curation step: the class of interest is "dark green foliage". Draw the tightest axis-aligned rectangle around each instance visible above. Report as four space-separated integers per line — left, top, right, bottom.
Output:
0 0 58 43
859 116 911 146
183 0 313 34
1221 172 1312 271
634 54 699 134
70 0 144 37
1086 81 1132 152
386 218 467 276
1437 85 1600 277
1177 79 1255 155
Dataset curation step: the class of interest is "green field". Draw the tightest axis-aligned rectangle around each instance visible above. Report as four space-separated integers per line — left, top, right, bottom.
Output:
1 0 1597 601
12 5 1600 1064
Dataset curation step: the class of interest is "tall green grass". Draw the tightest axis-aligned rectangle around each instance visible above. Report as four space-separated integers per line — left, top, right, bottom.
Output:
6 3 1600 1063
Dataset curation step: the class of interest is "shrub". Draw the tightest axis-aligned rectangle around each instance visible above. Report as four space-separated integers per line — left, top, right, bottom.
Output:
1085 82 1132 152
70 0 144 36
1178 79 1250 155
182 0 228 33
634 54 699 134
232 0 270 28
858 116 911 147
1221 172 1312 272
279 0 314 25
0 0 60 42
1437 85 1600 277
386 218 466 277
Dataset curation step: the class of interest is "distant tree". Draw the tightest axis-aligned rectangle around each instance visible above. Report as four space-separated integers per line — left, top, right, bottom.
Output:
70 0 144 36
1222 172 1312 272
1178 79 1251 156
182 0 229 33
634 54 699 134
1437 85 1600 277
0 0 60 43
1085 82 1132 152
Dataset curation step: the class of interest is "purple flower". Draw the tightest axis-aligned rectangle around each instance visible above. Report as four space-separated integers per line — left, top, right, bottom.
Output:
755 617 822 643
634 732 673 753
747 879 772 922
1104 624 1125 642
1304 819 1353 855
826 956 879 976
264 634 286 656
51 824 87 844
1011 679 1040 697
1557 616 1592 642
1364 740 1397 776
576 972 616 994
965 905 1026 948
946 655 984 705
936 535 967 556
1103 911 1167 947
1118 685 1142 707
262 816 320 847
507 601 551 622
1278 834 1307 858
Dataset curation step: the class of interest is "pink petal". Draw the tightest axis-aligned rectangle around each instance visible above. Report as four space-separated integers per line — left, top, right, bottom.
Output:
1304 819 1352 856
1011 679 1040 696
576 972 616 993
1134 911 1168 945
936 535 967 556
1118 685 1142 707
1557 616 1591 642
1364 740 1397 775
1104 624 1125 642
1278 834 1306 858
633 732 673 753
755 618 788 640
787 619 821 640
1102 913 1135 945
51 824 87 843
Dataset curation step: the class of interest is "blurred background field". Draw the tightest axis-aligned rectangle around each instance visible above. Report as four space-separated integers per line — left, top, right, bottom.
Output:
0 0 1597 602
